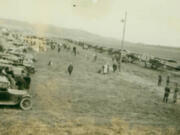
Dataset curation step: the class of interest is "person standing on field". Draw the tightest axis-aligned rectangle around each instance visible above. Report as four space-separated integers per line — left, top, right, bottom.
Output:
67 63 73 75
58 44 61 53
73 46 77 56
93 54 97 61
48 60 53 66
166 75 170 86
158 74 162 86
113 63 117 72
163 84 170 103
173 83 179 104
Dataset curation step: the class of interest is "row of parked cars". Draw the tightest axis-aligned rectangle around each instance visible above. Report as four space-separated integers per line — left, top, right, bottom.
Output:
0 31 36 110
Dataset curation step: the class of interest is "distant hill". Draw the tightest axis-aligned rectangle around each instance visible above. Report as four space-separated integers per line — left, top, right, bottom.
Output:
0 18 180 62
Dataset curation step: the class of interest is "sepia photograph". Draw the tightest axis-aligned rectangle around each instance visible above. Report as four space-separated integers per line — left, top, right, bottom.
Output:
0 0 180 134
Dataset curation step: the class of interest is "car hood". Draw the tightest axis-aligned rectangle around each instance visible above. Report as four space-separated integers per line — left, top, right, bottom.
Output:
8 89 29 96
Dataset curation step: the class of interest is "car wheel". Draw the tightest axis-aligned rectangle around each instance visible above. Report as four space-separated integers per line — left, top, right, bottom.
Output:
20 97 32 110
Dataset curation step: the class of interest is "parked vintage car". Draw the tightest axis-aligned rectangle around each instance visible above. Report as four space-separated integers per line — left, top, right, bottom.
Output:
0 76 32 110
0 58 35 74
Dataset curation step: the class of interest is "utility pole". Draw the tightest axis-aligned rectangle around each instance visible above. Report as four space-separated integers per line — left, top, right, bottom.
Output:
119 11 127 72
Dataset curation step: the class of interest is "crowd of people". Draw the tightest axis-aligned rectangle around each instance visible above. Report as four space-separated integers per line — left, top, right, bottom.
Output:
49 42 76 76
48 40 179 104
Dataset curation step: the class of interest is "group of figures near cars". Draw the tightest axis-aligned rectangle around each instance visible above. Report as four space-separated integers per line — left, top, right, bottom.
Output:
158 75 179 104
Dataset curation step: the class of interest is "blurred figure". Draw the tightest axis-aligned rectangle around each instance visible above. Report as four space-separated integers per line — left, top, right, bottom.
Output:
48 60 53 66
67 63 73 75
166 75 170 86
58 47 61 53
73 46 77 56
93 54 97 61
58 45 61 53
63 43 67 49
112 54 115 62
23 72 31 89
144 61 147 68
103 64 109 74
163 84 170 103
173 83 179 104
97 69 102 74
158 74 162 86
112 63 117 72
51 44 55 50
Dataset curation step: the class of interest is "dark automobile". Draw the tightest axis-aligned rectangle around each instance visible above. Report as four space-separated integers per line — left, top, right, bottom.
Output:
0 76 32 110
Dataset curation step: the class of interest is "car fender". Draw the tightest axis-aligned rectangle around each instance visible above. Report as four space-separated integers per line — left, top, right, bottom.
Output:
7 89 31 97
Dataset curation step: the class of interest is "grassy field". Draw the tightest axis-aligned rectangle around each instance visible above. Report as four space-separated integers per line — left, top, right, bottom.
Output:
0 39 180 135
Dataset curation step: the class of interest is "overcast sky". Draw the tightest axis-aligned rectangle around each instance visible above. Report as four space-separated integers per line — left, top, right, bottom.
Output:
0 0 180 47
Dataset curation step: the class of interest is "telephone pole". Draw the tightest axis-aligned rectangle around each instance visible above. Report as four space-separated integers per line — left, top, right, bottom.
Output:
119 11 127 72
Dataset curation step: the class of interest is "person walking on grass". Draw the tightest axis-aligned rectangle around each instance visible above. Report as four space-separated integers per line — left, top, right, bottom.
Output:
163 84 170 103
67 63 73 75
173 83 179 104
158 74 162 86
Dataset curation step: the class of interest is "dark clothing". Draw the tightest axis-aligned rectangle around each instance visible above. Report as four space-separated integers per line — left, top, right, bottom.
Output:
166 76 170 85
163 86 170 103
51 44 55 50
58 47 61 53
23 76 31 89
63 44 67 49
48 60 52 66
73 47 76 56
158 75 162 86
173 88 179 103
113 64 117 72
16 77 26 90
68 64 73 75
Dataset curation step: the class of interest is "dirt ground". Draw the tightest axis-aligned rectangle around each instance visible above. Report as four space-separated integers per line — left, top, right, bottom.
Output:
0 41 180 135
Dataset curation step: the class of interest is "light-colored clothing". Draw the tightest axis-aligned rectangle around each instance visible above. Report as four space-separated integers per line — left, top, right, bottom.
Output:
103 64 109 74
173 88 179 103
